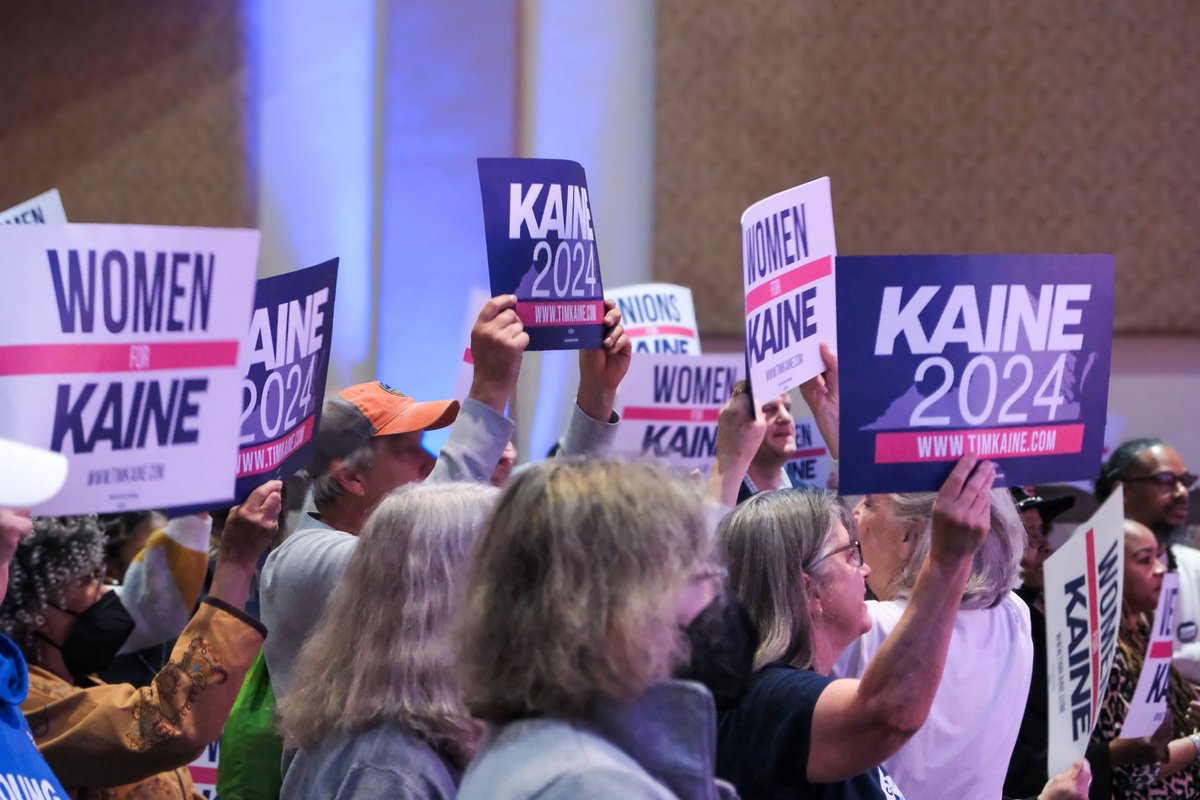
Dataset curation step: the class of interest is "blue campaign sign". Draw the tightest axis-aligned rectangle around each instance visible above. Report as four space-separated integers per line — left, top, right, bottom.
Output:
478 158 606 350
836 254 1114 494
234 258 338 501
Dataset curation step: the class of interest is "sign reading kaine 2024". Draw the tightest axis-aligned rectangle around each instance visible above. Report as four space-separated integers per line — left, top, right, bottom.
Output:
234 259 337 502
836 254 1115 494
0 223 259 514
741 177 837 403
478 158 605 351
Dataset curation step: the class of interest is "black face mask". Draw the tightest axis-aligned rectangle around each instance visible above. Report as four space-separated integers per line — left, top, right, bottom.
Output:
42 591 136 685
675 592 759 711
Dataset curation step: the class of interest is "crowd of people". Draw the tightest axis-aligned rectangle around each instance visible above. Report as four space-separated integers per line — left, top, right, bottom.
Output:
0 292 1196 799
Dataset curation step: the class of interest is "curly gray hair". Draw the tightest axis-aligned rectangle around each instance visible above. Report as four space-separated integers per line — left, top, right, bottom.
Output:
0 515 106 658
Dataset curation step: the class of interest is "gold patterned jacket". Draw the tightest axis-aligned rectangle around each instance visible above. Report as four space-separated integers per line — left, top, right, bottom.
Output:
21 597 265 799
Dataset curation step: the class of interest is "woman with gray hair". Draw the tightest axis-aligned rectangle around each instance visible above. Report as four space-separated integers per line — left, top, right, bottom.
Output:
457 458 735 799
713 395 997 800
276 481 499 798
800 346 1036 800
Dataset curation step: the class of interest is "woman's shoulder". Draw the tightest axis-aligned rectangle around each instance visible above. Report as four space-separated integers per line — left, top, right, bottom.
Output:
286 724 457 800
460 718 673 800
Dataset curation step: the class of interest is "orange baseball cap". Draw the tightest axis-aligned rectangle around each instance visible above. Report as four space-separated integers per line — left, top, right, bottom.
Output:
308 382 459 476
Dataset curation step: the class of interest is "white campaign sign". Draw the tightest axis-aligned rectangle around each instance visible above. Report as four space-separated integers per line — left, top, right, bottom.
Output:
741 176 837 407
1044 487 1125 777
1121 571 1179 738
1 189 68 225
608 282 702 355
613 353 744 471
787 415 834 490
0 224 260 514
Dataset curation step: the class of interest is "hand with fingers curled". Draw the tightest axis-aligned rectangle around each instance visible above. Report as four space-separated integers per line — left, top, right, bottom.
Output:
217 479 284 570
470 294 530 413
1038 760 1092 800
929 453 996 565
716 380 767 471
577 299 632 422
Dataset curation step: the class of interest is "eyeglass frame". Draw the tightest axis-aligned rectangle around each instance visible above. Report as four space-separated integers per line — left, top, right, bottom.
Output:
811 539 864 569
1122 471 1198 491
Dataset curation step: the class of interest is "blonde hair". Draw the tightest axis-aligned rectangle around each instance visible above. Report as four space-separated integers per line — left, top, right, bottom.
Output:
458 459 711 723
887 488 1023 610
719 490 851 670
276 481 498 767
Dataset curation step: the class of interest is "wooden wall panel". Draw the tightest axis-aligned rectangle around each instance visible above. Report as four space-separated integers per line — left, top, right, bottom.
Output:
655 1 1200 336
0 3 252 227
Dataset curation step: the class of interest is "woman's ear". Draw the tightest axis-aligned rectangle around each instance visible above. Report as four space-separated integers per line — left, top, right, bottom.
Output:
802 570 822 616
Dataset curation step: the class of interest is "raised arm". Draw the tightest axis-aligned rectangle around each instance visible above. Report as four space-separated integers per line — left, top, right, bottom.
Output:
556 299 631 458
798 341 839 459
705 381 766 508
806 454 995 782
430 295 525 483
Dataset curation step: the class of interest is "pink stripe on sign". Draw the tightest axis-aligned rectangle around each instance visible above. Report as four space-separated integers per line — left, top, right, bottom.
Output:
744 255 833 314
625 325 696 338
463 347 474 365
0 341 239 376
623 406 720 423
874 423 1086 464
1085 531 1101 721
789 447 827 460
515 300 605 328
189 766 218 784
1149 641 1174 659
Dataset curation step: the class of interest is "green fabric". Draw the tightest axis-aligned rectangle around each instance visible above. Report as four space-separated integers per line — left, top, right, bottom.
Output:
217 649 283 799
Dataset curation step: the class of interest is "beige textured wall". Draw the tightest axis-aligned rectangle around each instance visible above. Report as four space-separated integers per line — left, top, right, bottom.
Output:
655 1 1200 337
0 3 252 227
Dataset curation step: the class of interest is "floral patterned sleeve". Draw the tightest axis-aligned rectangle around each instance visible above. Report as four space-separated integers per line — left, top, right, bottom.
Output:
1096 646 1158 793
22 598 263 788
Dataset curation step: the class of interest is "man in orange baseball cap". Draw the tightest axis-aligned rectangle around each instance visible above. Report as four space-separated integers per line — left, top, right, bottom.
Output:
262 294 632 700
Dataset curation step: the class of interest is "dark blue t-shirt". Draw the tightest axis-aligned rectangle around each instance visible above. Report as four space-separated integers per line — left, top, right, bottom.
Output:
717 664 905 799
0 633 68 798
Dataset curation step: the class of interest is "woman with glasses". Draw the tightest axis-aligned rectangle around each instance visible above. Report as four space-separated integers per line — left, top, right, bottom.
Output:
457 459 735 799
714 453 996 799
798 347 1038 799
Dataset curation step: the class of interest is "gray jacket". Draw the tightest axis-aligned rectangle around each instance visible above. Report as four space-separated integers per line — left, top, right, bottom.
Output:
281 723 457 800
459 681 738 800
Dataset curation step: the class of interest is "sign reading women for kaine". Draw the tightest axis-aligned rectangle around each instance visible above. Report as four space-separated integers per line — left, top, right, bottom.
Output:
0 223 259 514
613 353 744 471
608 283 702 355
234 259 337 502
836 254 1115 494
478 158 606 351
741 177 837 408
1043 488 1124 777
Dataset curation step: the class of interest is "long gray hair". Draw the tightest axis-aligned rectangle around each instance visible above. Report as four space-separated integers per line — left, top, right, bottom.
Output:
719 490 853 670
277 481 498 767
887 488 1024 610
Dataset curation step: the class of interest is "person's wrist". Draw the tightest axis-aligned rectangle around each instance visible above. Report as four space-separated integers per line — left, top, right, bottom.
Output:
1188 733 1200 762
469 378 512 413
576 384 616 422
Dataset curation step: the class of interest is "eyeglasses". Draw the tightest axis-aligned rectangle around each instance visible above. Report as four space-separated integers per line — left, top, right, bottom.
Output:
690 565 729 584
1123 472 1198 491
813 540 864 569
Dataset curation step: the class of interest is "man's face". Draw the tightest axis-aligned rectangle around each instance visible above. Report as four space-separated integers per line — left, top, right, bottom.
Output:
1121 444 1192 533
1019 508 1051 592
359 431 435 509
755 394 796 463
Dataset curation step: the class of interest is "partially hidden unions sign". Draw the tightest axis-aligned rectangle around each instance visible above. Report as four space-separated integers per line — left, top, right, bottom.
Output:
1043 487 1124 777
1 189 67 225
836 254 1115 494
608 283 702 355
477 158 605 351
613 353 744 471
741 177 837 406
0 224 260 514
1120 571 1180 738
235 259 338 501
